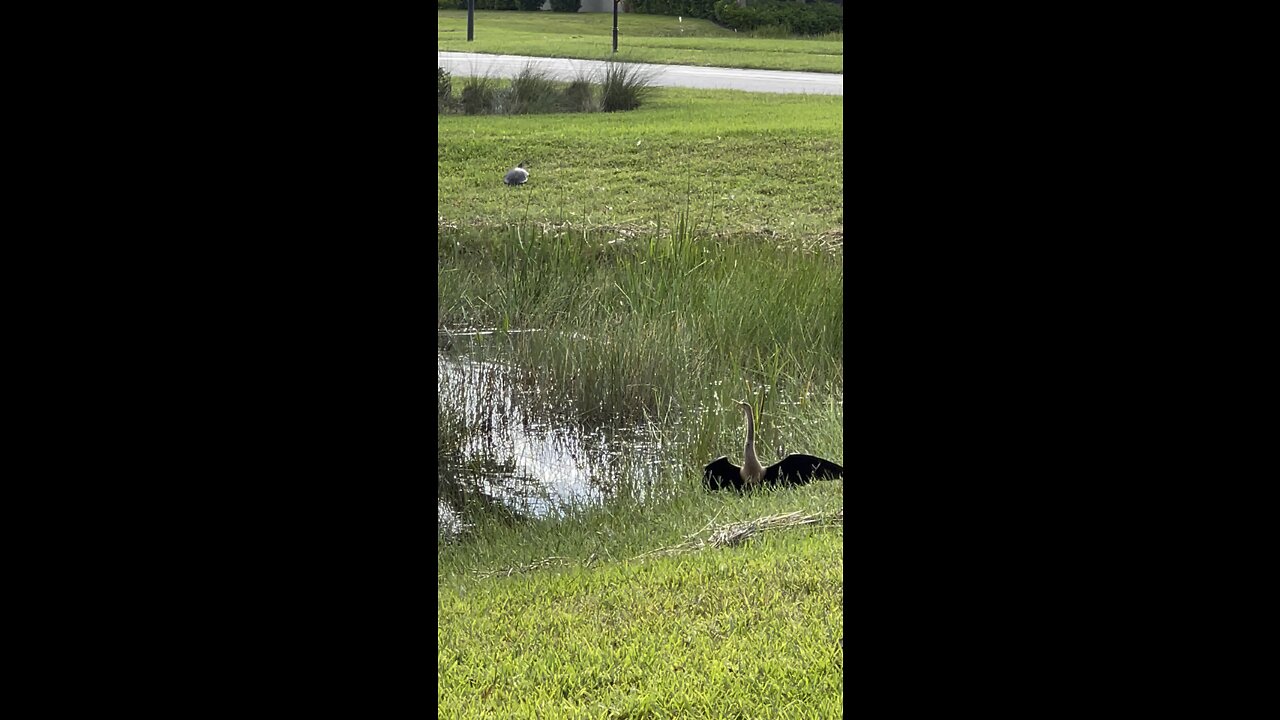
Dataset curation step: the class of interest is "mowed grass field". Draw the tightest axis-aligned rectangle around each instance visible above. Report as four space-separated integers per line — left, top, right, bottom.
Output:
439 479 844 719
438 10 844 74
437 86 843 243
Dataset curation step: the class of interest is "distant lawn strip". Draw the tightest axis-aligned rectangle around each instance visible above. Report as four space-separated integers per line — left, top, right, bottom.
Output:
438 488 844 719
438 10 844 74
437 85 843 243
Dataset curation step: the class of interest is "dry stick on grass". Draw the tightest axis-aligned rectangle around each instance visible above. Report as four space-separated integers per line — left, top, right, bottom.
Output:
631 508 844 560
472 555 571 579
467 508 842 579
708 509 840 549
629 512 724 562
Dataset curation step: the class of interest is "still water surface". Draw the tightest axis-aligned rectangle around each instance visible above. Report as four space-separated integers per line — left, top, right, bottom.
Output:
438 331 674 539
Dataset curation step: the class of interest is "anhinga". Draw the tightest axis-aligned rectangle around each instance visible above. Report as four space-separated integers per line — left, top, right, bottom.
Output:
703 400 843 492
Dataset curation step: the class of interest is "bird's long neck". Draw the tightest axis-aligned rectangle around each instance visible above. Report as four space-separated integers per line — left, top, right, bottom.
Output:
741 404 764 481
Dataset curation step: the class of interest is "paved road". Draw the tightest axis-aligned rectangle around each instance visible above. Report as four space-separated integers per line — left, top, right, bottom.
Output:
438 51 843 96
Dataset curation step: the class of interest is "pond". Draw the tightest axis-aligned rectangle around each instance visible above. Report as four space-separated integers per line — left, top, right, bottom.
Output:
438 329 685 539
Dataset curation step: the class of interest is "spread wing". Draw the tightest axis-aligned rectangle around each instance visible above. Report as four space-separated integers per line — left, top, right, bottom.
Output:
703 456 743 491
765 454 843 486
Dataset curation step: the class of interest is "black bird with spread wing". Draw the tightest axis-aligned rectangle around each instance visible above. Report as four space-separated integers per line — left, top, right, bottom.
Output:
703 400 843 492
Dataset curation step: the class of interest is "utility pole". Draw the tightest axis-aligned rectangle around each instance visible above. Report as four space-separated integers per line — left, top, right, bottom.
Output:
468 0 475 41
613 1 618 53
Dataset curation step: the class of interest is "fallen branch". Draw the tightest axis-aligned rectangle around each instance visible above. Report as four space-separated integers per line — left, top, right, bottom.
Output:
472 555 570 579
465 508 843 578
630 507 843 559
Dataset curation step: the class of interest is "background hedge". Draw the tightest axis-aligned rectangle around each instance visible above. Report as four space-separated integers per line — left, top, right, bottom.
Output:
712 0 842 36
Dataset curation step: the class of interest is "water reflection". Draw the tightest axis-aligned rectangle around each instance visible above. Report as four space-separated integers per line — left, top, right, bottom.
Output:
438 333 667 540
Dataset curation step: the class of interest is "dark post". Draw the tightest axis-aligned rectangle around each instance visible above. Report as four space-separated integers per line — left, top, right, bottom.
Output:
468 0 475 41
613 1 618 53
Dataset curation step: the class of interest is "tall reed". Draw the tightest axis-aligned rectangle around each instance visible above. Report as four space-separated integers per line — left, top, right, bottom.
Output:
438 217 843 437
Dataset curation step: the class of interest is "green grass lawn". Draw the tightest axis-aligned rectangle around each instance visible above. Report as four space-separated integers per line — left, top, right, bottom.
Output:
438 10 844 74
437 85 843 243
438 480 844 718
439 19 845 715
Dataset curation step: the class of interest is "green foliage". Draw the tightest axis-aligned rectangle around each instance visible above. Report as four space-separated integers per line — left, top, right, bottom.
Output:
438 67 455 114
507 65 564 114
627 0 718 19
713 0 843 36
547 0 581 10
558 77 598 112
460 74 502 114
442 0 533 8
598 61 656 112
626 0 844 36
441 64 656 115
437 222 844 419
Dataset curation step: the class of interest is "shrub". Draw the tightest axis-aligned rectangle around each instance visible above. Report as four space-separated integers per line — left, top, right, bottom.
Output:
548 0 581 11
713 0 842 36
460 75 501 114
450 0 522 8
439 67 454 114
518 0 544 8
559 77 598 112
599 62 655 112
627 0 717 20
508 65 562 115
441 66 651 117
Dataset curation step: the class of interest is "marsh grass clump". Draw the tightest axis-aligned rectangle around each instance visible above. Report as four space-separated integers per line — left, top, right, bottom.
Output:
599 61 657 112
437 219 843 423
441 64 655 115
558 73 597 113
459 73 501 115
437 67 454 114
507 64 562 115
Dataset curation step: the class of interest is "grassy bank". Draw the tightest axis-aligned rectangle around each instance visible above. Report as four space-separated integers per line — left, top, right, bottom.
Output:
438 11 844 74
439 466 843 718
437 85 843 244
437 219 846 716
438 222 845 715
